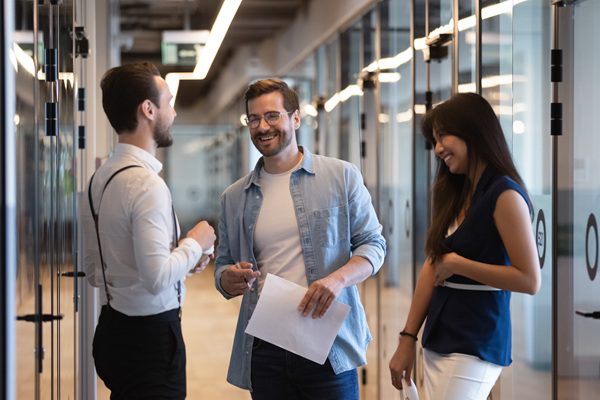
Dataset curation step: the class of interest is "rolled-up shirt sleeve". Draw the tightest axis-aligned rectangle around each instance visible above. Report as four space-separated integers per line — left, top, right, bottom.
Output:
346 164 386 274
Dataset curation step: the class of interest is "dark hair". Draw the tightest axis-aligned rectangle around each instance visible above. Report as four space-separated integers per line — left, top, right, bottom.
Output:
100 62 161 133
421 92 529 261
244 78 299 115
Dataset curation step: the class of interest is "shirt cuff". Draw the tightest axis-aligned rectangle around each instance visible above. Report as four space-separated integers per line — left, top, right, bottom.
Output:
180 237 203 257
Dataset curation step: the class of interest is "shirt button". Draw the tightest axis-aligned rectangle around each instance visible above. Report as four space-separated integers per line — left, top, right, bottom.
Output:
256 195 259 199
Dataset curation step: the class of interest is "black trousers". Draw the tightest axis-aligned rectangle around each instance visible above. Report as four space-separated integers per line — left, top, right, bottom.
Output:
92 305 186 400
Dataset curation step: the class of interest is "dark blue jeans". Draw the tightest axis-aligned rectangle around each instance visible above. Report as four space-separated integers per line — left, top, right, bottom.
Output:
250 338 359 400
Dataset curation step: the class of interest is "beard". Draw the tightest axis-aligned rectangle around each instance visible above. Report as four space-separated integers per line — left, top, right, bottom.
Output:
153 121 173 148
251 127 293 157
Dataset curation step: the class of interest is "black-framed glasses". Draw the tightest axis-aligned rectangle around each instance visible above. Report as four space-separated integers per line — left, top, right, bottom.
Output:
245 110 295 129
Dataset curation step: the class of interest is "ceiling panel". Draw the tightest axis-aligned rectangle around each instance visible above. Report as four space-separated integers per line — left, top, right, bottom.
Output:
119 0 307 108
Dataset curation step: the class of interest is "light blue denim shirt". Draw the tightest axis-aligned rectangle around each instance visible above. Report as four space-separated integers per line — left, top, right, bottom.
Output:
214 146 386 390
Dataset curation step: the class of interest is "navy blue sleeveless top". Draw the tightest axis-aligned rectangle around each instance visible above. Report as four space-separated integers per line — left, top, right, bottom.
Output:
422 167 529 366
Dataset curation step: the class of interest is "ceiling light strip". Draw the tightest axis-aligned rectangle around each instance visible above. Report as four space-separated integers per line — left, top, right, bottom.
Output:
193 0 243 79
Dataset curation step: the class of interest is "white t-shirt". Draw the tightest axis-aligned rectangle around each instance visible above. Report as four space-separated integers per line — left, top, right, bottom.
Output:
254 160 307 293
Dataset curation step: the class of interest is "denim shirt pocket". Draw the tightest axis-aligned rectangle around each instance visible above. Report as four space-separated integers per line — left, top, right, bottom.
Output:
311 205 349 248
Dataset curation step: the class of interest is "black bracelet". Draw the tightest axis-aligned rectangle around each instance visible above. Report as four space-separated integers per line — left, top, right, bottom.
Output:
399 330 418 342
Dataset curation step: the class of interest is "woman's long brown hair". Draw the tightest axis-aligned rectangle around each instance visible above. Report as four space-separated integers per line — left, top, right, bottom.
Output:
421 93 529 262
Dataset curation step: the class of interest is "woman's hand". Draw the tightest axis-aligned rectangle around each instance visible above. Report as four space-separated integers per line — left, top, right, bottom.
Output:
432 252 460 285
389 335 417 391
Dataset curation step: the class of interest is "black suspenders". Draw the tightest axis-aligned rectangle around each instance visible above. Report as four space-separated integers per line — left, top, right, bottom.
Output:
88 165 181 308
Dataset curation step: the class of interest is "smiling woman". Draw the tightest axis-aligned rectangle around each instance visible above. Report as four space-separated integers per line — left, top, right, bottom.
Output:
431 130 468 175
389 92 541 400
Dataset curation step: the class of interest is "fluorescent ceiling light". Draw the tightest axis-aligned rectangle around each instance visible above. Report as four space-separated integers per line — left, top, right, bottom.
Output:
165 72 197 106
162 30 210 44
379 72 401 83
12 43 36 76
414 104 426 115
513 120 525 134
410 0 529 59
324 93 340 113
303 103 318 117
193 0 242 79
396 109 412 123
12 42 74 87
458 74 526 93
363 0 529 68
339 85 363 102
324 84 364 113
363 48 413 72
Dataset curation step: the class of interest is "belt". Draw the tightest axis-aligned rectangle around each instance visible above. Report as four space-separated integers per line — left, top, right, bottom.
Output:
101 305 181 323
441 281 500 291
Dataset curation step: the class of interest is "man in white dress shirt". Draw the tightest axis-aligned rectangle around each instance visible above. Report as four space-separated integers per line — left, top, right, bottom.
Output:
80 62 216 400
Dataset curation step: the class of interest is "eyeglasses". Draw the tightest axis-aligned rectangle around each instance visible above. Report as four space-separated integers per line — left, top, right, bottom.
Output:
245 110 295 129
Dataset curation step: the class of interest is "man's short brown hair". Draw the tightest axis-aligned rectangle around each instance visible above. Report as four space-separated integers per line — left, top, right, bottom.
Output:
100 62 161 133
244 78 299 115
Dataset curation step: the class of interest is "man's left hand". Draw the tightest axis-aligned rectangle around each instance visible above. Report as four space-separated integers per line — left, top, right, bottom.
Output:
298 275 344 318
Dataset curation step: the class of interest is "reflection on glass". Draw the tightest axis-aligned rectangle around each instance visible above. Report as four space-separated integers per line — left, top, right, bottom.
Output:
14 0 78 397
458 0 476 88
377 0 414 398
339 18 362 167
490 1 552 399
428 0 453 103
567 1 600 399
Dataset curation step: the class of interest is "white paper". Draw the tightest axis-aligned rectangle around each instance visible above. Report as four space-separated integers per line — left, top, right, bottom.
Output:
401 378 420 400
245 273 351 364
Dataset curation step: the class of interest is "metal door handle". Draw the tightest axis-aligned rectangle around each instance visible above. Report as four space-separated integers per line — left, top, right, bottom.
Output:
60 271 86 277
575 310 600 319
16 313 63 322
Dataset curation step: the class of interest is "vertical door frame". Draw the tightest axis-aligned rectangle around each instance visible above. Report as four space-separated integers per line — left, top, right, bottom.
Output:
554 2 576 400
2 0 17 398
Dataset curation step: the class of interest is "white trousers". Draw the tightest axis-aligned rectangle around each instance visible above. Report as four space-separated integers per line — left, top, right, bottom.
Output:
423 348 502 400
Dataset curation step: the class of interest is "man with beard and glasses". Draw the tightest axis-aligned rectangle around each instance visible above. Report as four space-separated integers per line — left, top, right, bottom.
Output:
80 62 216 400
214 78 386 400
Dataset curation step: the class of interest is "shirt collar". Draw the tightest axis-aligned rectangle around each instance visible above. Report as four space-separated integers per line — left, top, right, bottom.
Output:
113 143 163 173
244 146 315 190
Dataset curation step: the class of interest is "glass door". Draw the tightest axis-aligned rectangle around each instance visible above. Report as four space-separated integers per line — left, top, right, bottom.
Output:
13 0 80 398
3 1 18 398
376 0 414 398
489 1 552 399
558 0 600 398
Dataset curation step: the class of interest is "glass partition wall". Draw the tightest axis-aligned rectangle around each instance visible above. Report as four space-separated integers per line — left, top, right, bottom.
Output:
305 0 566 398
11 0 86 398
376 0 414 399
559 1 600 399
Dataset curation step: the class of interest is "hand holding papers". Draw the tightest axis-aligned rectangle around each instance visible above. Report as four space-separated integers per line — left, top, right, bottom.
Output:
245 273 350 364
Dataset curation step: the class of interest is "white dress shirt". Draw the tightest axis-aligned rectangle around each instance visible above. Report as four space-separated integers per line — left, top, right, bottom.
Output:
81 143 203 316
